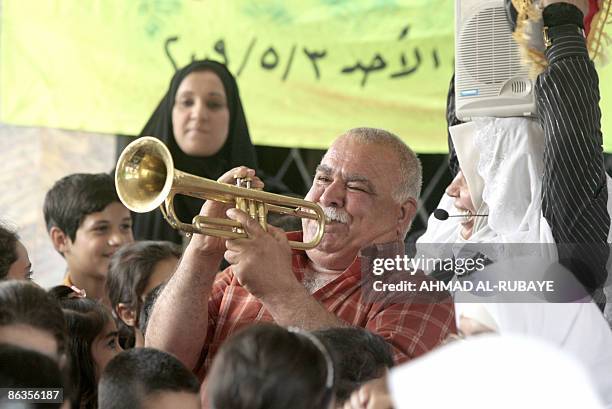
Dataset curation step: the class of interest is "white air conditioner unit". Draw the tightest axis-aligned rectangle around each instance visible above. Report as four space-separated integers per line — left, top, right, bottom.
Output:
455 0 536 120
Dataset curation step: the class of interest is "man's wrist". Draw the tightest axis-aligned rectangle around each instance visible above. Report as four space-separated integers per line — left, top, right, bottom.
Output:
260 280 308 313
543 3 585 28
181 243 223 278
543 23 586 48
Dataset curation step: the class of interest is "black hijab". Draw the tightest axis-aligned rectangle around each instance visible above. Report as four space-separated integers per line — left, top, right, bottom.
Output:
132 60 258 243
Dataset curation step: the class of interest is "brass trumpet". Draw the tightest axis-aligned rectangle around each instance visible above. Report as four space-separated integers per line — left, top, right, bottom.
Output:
115 137 326 250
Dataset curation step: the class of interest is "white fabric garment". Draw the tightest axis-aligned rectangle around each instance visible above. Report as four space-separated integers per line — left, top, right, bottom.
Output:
388 334 605 409
454 302 612 408
416 117 557 264
454 257 612 408
451 121 485 211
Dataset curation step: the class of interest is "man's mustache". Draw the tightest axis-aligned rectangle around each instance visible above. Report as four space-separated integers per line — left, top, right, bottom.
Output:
322 206 350 224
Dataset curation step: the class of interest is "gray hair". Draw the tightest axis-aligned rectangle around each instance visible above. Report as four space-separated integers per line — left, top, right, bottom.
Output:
342 127 422 202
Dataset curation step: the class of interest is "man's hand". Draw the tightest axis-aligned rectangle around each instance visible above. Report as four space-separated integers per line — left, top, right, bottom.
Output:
542 0 589 16
224 208 299 301
188 166 263 261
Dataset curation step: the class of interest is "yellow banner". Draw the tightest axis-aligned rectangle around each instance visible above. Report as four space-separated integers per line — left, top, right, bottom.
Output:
1 0 610 152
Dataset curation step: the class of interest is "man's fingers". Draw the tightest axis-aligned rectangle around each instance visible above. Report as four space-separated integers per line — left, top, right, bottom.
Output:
224 249 240 265
222 166 264 188
267 225 288 242
217 166 263 186
238 175 264 189
227 208 264 237
224 166 253 181
225 237 250 251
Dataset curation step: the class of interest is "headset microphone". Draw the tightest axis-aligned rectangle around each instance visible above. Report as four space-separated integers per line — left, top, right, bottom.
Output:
433 209 488 221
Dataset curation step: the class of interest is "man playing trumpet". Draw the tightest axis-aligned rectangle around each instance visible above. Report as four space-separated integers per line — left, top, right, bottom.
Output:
145 127 457 380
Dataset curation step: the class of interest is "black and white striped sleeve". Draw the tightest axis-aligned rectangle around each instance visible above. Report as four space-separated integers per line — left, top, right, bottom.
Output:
536 10 610 292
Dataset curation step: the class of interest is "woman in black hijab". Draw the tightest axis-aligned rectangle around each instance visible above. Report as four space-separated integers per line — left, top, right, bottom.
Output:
132 60 259 244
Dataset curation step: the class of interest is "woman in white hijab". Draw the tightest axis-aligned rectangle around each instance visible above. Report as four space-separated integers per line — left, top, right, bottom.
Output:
416 117 557 262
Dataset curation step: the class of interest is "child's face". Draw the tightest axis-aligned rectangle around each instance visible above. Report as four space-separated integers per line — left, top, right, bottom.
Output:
64 202 133 279
92 319 122 381
6 241 32 280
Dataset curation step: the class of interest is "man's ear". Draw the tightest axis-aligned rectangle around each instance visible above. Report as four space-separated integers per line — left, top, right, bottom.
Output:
398 197 418 233
49 227 70 255
116 303 137 327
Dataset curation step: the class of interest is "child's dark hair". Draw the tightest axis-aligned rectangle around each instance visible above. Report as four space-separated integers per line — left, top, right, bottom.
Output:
208 323 334 409
43 172 119 242
106 240 180 347
0 343 69 409
106 240 180 317
314 327 394 404
98 347 199 409
0 281 66 355
0 223 19 279
52 288 114 409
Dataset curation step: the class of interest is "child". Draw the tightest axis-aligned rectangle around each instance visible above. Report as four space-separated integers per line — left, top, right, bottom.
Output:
0 223 33 281
43 172 133 304
106 240 181 348
0 281 66 359
207 323 335 409
98 348 200 409
53 287 122 409
314 327 393 405
0 343 69 409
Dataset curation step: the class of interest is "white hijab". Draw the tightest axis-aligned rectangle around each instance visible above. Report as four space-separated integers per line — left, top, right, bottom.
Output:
416 117 557 264
388 334 605 409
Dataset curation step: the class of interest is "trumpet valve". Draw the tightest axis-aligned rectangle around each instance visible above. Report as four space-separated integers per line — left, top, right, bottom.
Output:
234 176 252 189
258 203 268 232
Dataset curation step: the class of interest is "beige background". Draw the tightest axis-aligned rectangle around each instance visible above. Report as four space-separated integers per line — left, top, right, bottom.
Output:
0 124 116 288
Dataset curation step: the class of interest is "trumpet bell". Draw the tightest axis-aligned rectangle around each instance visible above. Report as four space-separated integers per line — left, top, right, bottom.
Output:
115 137 174 213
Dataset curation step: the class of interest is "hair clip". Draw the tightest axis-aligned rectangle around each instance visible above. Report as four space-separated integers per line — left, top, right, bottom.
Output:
70 285 87 298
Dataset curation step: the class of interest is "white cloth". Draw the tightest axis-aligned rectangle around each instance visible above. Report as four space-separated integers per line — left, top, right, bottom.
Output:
454 257 612 408
416 117 556 264
455 303 612 408
451 121 485 211
388 334 605 409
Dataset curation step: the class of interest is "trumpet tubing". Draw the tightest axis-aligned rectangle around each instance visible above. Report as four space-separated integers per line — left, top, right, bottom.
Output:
115 137 326 250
